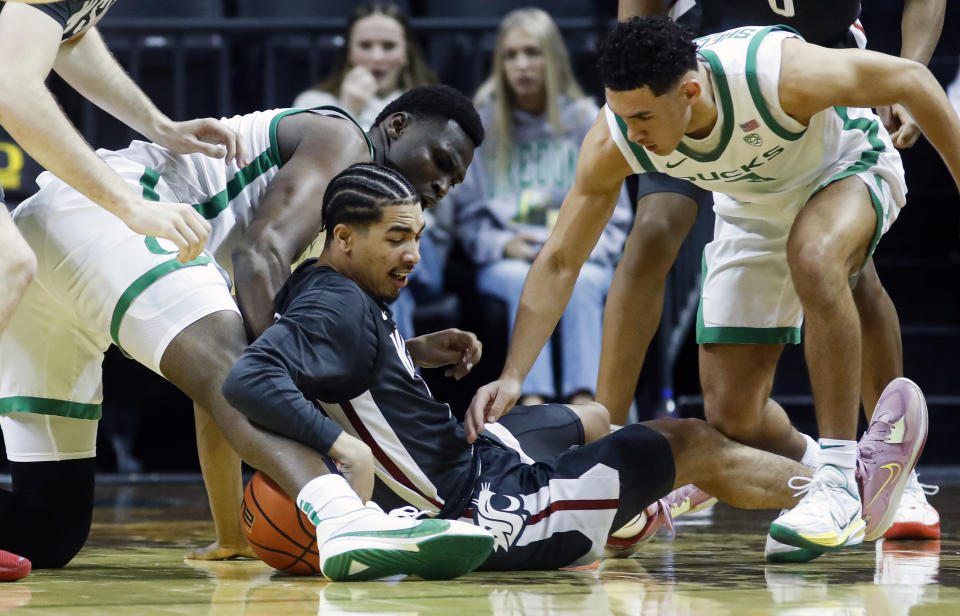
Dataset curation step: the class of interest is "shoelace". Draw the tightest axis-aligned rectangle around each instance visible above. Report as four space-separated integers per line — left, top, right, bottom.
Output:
786 472 857 525
919 482 940 496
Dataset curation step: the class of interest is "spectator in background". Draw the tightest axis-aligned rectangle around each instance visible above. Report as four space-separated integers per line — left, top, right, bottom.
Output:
293 2 437 130
294 1 442 338
451 8 632 406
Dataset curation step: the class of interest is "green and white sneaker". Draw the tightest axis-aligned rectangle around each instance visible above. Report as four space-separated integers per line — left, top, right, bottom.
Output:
769 465 865 553
317 504 494 581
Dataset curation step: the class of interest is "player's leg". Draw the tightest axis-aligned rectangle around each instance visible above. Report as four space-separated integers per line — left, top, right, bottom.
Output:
853 258 902 417
772 176 884 551
700 343 809 460
185 404 254 561
0 207 36 337
597 178 705 425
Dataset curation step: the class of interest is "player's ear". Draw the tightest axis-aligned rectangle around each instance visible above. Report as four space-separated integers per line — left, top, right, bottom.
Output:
681 79 701 105
385 112 410 139
332 223 353 252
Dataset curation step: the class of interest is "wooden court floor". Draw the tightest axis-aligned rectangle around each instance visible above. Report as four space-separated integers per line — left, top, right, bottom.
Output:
2 472 958 615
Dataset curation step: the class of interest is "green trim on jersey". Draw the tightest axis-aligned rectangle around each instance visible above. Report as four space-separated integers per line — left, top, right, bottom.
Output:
269 105 375 170
676 49 734 162
822 107 886 183
695 253 801 345
109 255 212 355
192 148 279 220
745 26 805 142
0 396 101 420
140 168 160 201
613 113 657 172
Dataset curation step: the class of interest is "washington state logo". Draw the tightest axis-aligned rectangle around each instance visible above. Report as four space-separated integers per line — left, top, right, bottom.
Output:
474 483 528 552
744 133 763 147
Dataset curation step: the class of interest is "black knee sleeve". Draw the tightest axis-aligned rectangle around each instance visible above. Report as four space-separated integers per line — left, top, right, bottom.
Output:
0 458 95 568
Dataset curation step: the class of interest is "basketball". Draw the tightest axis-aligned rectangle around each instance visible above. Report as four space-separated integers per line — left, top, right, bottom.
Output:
241 471 320 575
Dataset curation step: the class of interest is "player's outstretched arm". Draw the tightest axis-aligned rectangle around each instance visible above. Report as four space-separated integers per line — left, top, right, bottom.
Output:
463 112 634 443
53 27 249 167
0 5 209 263
877 0 947 148
778 39 960 194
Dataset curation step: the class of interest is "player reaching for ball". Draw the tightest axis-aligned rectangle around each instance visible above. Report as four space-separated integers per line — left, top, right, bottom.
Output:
222 162 927 573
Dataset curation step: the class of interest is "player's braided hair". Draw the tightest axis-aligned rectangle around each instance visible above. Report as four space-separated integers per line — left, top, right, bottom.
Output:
321 162 419 238
373 84 484 147
598 16 698 96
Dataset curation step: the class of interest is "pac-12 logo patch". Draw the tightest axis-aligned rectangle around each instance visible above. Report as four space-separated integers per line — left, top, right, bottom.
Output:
743 133 763 147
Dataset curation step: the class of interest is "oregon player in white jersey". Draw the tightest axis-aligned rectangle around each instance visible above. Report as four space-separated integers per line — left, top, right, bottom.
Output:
467 17 960 558
0 86 485 572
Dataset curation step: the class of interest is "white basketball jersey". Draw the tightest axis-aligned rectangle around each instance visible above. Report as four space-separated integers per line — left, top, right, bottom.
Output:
32 106 371 284
605 26 906 226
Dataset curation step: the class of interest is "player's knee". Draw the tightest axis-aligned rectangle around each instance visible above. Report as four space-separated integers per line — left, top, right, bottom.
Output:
33 517 91 569
577 401 611 443
624 216 688 275
787 239 847 299
702 396 758 444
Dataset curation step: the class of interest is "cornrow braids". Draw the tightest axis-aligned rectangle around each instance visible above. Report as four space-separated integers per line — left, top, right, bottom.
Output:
321 163 419 238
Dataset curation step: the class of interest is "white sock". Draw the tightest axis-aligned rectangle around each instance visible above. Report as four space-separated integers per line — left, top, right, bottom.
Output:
296 474 364 526
799 433 820 469
818 438 858 491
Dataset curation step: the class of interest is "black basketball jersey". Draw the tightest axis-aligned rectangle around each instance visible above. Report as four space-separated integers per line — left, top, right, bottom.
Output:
234 260 477 517
0 0 118 41
673 0 861 47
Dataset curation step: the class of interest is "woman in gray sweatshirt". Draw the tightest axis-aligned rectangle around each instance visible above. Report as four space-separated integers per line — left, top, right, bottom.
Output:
449 8 633 405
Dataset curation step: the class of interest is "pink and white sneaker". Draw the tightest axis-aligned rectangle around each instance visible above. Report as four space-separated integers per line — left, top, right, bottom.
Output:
604 485 716 558
858 378 929 541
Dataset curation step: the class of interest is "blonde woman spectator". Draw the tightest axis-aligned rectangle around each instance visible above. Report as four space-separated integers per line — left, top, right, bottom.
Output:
451 8 632 405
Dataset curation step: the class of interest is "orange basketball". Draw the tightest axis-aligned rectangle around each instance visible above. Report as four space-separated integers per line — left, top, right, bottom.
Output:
241 471 320 575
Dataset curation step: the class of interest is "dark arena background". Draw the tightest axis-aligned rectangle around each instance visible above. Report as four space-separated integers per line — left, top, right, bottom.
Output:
0 1 958 613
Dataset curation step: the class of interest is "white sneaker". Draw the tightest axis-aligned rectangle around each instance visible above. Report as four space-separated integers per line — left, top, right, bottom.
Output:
769 465 865 552
316 503 494 581
882 471 940 540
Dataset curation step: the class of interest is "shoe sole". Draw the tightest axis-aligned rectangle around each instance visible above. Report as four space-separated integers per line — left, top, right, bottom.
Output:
769 518 865 553
882 520 940 540
320 524 494 581
864 378 929 541
765 547 824 564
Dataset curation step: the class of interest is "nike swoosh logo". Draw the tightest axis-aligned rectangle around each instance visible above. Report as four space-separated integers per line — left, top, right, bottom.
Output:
885 417 905 444
865 462 902 509
665 157 688 169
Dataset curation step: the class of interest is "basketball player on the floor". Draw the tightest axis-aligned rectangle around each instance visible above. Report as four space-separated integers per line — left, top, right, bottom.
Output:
0 85 495 579
221 162 926 574
0 0 249 339
605 0 945 541
467 17 959 560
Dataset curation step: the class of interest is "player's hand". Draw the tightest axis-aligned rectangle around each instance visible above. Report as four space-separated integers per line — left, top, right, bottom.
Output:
503 232 542 262
327 432 374 503
122 199 211 263
340 65 378 116
154 118 250 167
184 540 256 561
464 377 521 443
405 328 482 379
877 103 921 149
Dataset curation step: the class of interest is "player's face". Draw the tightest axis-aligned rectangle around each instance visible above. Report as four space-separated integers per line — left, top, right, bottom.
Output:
502 28 546 102
348 13 407 95
387 118 474 209
606 84 692 157
351 203 424 302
